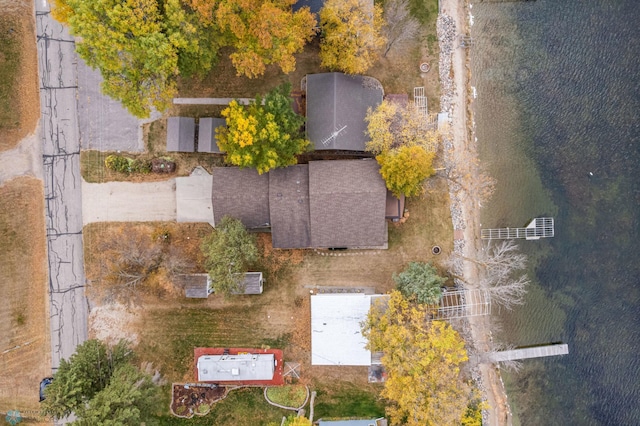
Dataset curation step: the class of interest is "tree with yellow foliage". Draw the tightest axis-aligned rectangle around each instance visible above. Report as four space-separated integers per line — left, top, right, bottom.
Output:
217 83 309 174
376 145 435 197
365 100 439 154
319 0 386 74
362 290 471 426
215 0 317 78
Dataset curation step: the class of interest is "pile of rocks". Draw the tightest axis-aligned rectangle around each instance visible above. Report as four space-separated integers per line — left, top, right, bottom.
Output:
437 14 457 114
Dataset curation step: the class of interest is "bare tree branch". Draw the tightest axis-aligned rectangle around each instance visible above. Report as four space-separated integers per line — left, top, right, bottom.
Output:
382 0 420 57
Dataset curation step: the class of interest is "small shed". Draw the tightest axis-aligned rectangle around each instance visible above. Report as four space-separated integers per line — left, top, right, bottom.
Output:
166 117 196 152
178 272 264 298
197 118 225 153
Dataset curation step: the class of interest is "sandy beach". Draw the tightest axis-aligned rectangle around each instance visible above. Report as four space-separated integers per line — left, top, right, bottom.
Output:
437 0 512 424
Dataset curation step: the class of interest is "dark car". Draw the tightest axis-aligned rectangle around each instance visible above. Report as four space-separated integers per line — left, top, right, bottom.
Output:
39 377 53 402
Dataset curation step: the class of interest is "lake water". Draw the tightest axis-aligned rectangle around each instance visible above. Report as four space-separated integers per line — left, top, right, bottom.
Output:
469 0 639 424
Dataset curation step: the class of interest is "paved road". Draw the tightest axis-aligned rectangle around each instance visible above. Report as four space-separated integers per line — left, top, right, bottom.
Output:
35 0 88 371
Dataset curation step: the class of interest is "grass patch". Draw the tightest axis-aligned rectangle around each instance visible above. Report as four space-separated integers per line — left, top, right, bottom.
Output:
408 0 440 26
266 385 308 408
135 306 282 381
0 177 50 412
0 14 21 130
313 382 385 420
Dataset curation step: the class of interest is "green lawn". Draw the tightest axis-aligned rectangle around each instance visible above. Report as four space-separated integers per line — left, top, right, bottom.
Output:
313 382 385 420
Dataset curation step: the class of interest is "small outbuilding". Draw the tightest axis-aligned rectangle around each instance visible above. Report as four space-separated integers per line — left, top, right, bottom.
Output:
197 118 225 153
177 272 264 298
166 117 195 152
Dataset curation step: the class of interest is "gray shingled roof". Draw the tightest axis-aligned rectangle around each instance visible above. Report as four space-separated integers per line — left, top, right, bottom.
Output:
179 273 263 297
210 160 387 248
306 73 383 151
292 0 325 15
308 160 387 248
269 165 311 249
198 118 225 153
167 117 196 152
211 168 270 228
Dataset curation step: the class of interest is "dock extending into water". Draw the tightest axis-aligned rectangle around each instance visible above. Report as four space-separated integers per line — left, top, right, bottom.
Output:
481 217 554 240
487 343 569 362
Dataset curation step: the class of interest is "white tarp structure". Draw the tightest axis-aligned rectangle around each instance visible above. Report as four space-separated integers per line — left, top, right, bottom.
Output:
311 294 373 366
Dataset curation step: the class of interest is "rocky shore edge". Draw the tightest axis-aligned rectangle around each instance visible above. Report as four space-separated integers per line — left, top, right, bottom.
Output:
437 5 511 425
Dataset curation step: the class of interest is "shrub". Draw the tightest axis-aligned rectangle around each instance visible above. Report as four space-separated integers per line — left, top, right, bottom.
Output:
105 154 131 173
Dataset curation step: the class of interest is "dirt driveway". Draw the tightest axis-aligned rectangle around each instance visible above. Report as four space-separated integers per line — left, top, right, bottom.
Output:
82 179 177 224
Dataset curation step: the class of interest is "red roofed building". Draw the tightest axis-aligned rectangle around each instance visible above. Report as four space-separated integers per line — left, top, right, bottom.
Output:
193 348 284 386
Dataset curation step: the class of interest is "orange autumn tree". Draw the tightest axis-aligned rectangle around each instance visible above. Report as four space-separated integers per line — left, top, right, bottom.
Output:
362 290 471 426
214 0 317 78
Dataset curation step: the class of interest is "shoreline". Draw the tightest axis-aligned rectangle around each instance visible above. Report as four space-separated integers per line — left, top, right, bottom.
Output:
437 1 512 425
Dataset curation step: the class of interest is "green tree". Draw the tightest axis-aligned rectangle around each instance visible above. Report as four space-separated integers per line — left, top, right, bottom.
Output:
217 83 309 174
393 262 445 305
201 216 259 294
362 291 470 426
376 145 435 197
56 0 181 118
74 364 161 425
41 340 155 424
319 0 385 74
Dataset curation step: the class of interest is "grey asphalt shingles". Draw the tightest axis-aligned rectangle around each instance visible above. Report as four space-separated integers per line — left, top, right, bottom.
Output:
36 1 88 372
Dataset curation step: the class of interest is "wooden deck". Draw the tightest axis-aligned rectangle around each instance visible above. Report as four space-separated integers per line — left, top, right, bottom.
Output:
481 217 554 240
487 343 569 362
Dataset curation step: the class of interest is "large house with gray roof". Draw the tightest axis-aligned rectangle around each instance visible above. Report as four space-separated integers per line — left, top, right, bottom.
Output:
210 159 388 249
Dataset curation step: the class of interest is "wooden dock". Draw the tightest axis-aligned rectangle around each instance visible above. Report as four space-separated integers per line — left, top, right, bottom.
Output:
487 343 569 363
481 217 554 240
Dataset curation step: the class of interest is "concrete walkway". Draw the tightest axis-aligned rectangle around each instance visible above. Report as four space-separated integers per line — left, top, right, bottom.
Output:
82 179 177 225
35 0 88 371
0 131 43 186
